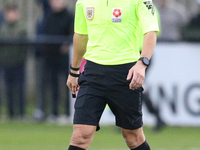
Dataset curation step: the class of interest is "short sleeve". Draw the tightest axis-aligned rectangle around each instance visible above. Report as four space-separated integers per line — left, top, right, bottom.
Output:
74 0 88 34
137 0 159 34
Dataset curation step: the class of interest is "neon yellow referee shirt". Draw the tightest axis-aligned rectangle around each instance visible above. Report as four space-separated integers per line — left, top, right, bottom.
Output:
75 0 159 65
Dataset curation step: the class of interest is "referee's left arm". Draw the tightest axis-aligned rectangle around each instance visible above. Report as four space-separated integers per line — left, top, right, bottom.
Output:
127 31 157 90
127 0 159 90
140 31 157 60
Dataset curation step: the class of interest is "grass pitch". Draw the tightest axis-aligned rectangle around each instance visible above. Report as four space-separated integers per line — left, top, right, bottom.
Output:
0 121 200 150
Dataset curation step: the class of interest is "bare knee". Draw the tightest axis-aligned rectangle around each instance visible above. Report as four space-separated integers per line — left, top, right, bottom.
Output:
122 127 146 149
70 125 96 149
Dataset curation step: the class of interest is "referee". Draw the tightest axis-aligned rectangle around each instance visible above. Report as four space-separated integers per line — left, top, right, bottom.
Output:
67 0 159 150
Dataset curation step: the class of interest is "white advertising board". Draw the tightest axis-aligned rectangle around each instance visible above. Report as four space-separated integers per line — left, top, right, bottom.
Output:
144 42 200 126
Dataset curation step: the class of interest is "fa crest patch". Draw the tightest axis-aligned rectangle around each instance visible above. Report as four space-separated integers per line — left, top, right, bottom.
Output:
112 8 122 23
86 7 94 20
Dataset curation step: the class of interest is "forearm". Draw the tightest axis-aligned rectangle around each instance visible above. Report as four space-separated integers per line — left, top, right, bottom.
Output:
140 31 157 60
127 31 157 90
71 33 88 69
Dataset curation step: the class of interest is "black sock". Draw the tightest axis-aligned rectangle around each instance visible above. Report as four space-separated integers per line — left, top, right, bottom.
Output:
131 141 150 150
68 145 85 150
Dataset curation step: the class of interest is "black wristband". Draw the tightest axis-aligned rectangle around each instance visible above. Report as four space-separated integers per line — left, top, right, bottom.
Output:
69 71 80 77
72 94 76 98
70 64 80 71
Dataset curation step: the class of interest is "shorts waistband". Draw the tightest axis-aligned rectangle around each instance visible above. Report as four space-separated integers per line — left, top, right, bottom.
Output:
86 60 136 69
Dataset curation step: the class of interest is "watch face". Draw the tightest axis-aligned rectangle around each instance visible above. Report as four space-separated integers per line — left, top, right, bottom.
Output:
143 57 149 65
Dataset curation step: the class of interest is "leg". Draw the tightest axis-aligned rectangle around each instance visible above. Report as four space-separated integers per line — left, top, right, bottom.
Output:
65 87 70 116
122 127 150 150
143 91 165 132
68 61 107 149
0 68 3 116
34 57 46 120
40 61 50 117
4 68 15 119
58 54 70 116
69 124 96 150
51 66 59 117
17 65 26 118
64 67 70 116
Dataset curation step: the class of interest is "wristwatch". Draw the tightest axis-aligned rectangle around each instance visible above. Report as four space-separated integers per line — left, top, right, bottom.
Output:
139 57 150 66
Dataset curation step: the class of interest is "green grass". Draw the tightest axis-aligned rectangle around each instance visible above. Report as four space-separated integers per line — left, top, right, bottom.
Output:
0 121 200 150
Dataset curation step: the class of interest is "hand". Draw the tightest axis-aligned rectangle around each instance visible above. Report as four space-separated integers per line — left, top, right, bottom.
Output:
126 61 146 90
66 71 80 98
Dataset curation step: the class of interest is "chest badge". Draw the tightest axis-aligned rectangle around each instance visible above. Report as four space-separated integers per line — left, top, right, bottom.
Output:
112 8 122 23
86 7 94 20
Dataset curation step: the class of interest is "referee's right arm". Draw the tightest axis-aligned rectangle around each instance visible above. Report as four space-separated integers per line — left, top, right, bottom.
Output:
71 33 88 69
67 33 88 96
67 0 88 97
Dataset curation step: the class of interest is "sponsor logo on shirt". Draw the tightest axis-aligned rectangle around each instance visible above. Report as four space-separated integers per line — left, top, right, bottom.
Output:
112 8 122 23
86 7 94 20
143 1 155 15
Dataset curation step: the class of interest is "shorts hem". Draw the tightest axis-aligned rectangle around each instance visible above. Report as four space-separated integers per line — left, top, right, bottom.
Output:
116 124 143 130
73 121 100 131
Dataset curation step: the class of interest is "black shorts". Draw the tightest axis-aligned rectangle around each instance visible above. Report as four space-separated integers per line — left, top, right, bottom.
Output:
74 60 143 131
